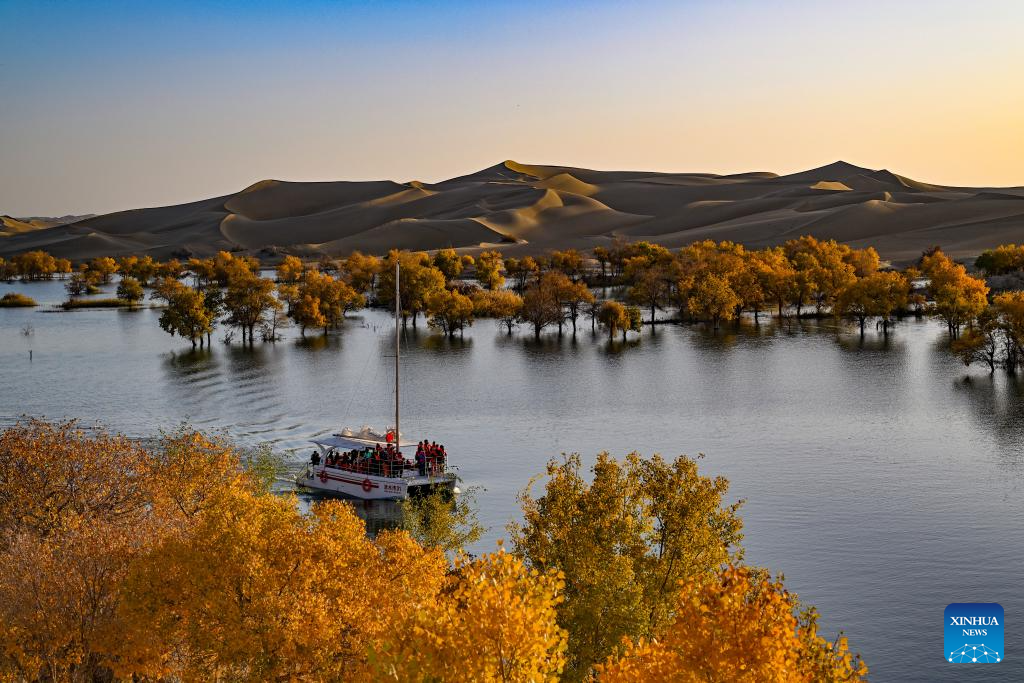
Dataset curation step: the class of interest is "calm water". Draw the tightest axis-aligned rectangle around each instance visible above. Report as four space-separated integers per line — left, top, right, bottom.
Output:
3 278 1023 682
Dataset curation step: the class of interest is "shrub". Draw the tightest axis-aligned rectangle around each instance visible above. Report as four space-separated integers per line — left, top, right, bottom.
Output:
0 292 37 307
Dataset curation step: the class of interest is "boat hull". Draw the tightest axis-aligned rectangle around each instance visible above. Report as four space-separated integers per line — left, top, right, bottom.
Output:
297 465 456 501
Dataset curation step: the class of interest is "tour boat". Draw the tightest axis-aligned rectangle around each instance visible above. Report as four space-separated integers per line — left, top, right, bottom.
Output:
297 261 459 500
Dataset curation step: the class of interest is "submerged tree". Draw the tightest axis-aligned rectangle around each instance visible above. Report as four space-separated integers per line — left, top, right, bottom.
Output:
426 288 475 337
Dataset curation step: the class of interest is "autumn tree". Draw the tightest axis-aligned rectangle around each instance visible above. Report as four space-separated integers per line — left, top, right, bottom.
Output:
473 289 523 333
341 250 383 295
377 251 446 326
597 565 867 682
753 247 797 318
117 255 157 285
88 257 119 284
520 276 564 339
224 272 280 344
276 254 305 283
0 422 246 683
285 270 364 335
370 552 567 682
152 279 213 348
844 246 880 278
397 488 484 556
976 243 1024 276
921 250 989 338
952 308 1002 373
687 273 741 329
475 250 506 290
426 288 475 337
597 300 629 341
510 452 744 680
550 248 585 282
506 255 540 292
116 276 144 304
11 250 58 280
994 291 1024 372
624 243 678 324
432 247 465 283
592 246 611 280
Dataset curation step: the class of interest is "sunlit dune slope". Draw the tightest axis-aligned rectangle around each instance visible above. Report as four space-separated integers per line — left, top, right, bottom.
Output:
3 160 1023 263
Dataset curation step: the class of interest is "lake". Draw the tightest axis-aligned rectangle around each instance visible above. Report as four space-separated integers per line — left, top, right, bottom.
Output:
3 277 1023 682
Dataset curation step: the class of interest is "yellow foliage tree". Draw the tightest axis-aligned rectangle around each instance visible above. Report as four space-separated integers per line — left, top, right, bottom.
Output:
597 565 867 683
371 551 568 683
426 287 475 337
276 254 306 283
510 452 743 680
476 250 506 290
473 289 524 333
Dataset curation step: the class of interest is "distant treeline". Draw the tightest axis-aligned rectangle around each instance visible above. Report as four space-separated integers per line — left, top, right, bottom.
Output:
5 241 1024 370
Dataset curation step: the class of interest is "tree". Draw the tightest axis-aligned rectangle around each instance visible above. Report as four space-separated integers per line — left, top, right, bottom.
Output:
476 250 506 290
598 300 630 341
116 277 144 305
370 552 567 682
687 273 741 330
117 255 156 285
509 452 744 680
473 289 523 333
0 421 247 683
558 278 594 335
224 273 280 344
520 277 564 340
398 488 484 555
921 250 989 338
976 244 1024 276
592 246 611 280
288 270 364 335
994 291 1024 372
276 255 305 283
952 308 1001 373
426 288 475 337
550 248 585 282
89 257 119 284
844 246 880 278
753 248 796 318
597 565 867 683
432 247 465 283
507 255 540 292
152 279 213 348
341 251 383 295
377 251 446 326
117 490 445 682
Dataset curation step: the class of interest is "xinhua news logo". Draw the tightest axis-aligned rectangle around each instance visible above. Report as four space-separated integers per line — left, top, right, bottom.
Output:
945 603 1003 663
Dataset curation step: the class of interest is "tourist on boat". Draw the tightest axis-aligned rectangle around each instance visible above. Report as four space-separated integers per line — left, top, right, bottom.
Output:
415 448 426 476
310 450 321 466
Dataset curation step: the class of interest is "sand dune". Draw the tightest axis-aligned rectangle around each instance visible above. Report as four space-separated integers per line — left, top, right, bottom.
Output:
3 160 1023 263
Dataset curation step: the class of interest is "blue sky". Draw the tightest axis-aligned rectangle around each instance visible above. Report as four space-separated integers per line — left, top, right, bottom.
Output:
2 0 1022 215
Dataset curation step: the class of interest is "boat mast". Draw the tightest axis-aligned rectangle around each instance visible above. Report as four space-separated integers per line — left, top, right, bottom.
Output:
394 260 400 455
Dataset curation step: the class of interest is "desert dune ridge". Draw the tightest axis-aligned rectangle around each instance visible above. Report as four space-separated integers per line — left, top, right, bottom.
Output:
3 161 1023 264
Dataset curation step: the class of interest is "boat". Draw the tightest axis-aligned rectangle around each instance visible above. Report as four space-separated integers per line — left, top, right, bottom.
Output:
296 260 459 500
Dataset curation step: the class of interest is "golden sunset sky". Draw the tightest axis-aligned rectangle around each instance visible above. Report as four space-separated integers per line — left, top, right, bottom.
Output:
1 0 1022 215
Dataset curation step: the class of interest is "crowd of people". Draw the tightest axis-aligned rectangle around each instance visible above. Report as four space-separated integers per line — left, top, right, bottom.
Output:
310 440 448 478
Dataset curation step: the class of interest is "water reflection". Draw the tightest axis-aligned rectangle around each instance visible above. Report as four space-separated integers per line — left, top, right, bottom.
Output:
953 373 1024 461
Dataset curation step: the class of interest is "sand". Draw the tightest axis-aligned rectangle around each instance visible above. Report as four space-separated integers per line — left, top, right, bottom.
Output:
2 161 1023 264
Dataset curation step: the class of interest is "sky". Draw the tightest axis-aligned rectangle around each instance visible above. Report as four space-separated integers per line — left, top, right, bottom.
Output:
2 0 1023 216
